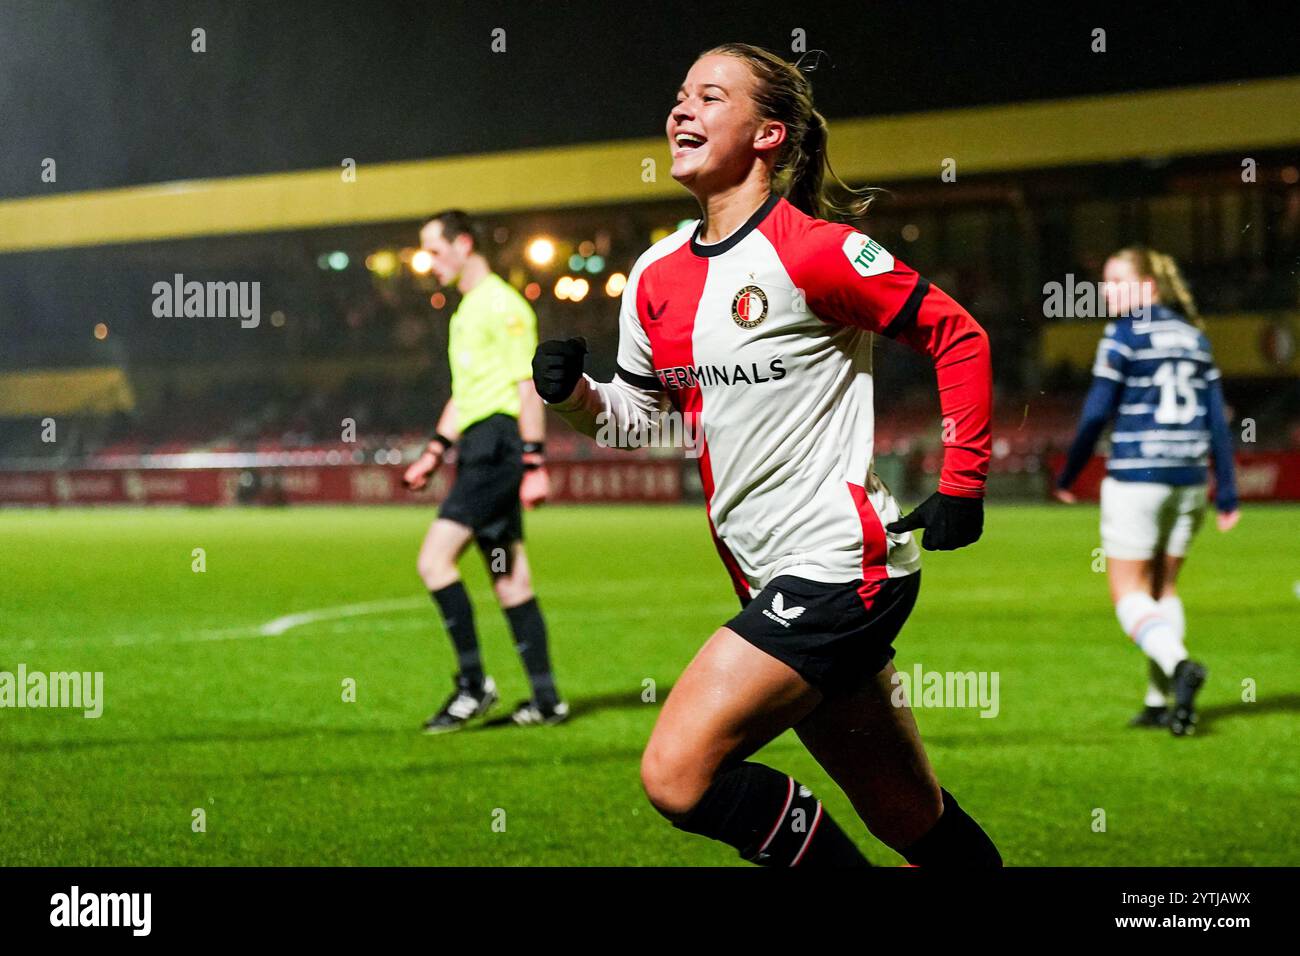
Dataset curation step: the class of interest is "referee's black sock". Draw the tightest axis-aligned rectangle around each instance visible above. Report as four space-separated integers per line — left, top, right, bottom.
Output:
672 761 871 867
900 788 1002 867
504 597 558 709
431 581 484 689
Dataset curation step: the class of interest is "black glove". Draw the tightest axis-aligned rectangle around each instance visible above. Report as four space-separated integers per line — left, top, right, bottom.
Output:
532 337 588 404
886 492 984 551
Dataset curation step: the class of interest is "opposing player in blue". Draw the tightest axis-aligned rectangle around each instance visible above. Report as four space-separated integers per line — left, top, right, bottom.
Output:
1055 247 1239 736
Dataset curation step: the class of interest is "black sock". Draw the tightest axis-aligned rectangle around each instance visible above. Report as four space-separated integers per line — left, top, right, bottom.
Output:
431 581 482 688
504 597 558 708
673 761 871 867
901 788 1002 867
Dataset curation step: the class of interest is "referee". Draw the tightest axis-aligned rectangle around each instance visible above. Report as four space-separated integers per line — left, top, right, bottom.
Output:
404 209 567 732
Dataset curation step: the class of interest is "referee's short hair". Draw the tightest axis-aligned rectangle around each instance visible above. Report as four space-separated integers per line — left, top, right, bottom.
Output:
425 209 486 253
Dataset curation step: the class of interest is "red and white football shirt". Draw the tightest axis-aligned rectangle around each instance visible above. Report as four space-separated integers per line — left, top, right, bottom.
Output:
555 194 992 602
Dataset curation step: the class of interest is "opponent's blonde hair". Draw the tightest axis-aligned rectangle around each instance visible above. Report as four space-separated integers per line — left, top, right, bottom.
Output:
701 43 878 222
1111 246 1201 327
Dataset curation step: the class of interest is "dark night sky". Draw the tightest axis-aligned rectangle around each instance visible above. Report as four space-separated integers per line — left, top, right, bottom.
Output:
1 0 1298 199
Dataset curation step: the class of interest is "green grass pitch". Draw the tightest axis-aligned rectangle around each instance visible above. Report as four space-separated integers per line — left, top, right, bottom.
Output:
1 503 1296 866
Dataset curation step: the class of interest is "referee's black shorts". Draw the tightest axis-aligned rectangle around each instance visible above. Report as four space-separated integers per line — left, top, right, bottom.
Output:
438 413 524 554
726 571 921 697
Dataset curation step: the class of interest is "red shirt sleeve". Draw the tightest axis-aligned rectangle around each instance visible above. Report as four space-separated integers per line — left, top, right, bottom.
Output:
784 218 993 498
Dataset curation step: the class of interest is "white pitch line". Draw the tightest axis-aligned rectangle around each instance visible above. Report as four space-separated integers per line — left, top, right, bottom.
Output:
257 597 430 636
8 607 430 651
3 581 621 652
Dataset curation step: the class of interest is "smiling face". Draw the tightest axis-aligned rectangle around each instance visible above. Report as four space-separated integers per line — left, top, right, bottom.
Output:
419 219 472 286
1103 254 1158 317
667 54 784 195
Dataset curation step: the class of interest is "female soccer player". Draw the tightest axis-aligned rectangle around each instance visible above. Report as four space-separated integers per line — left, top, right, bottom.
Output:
1055 248 1239 736
532 44 1000 866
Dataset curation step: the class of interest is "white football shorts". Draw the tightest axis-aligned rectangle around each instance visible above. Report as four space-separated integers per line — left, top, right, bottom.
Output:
1099 477 1207 560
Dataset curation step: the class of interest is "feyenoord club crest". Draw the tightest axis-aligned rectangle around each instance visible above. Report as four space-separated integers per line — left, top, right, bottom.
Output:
731 284 768 329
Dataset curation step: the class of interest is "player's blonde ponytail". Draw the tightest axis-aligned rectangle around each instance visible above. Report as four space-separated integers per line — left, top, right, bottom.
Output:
1113 246 1202 328
702 43 878 222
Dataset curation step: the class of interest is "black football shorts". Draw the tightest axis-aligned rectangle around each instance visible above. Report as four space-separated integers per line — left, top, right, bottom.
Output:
726 571 921 697
438 413 524 555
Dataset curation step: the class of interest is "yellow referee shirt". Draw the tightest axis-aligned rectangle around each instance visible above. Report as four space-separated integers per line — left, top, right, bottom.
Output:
447 273 538 432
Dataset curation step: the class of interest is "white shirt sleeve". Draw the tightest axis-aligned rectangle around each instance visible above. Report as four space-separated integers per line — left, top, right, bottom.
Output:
551 257 668 442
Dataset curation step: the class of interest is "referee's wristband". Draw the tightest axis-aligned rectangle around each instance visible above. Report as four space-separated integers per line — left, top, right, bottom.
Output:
522 441 545 456
522 441 545 471
428 432 456 455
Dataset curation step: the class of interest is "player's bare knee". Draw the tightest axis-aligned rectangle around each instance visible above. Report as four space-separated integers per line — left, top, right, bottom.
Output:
492 566 532 606
863 783 943 849
639 745 708 820
494 580 532 608
417 552 457 590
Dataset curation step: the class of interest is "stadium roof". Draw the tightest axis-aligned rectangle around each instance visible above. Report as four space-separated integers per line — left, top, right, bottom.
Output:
2 76 1298 253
